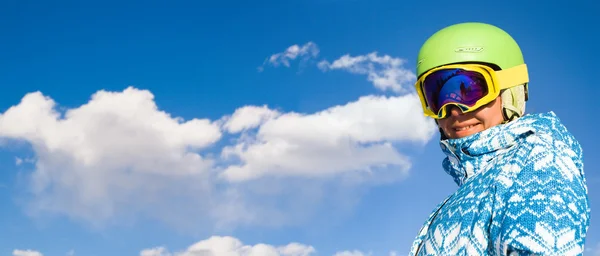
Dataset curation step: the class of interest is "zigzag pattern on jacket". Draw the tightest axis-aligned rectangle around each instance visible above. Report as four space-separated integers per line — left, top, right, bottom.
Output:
409 112 590 256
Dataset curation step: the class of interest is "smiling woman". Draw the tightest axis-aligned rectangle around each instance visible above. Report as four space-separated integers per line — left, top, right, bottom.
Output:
410 22 590 255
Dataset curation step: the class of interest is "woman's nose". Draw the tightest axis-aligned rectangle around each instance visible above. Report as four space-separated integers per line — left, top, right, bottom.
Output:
447 105 464 117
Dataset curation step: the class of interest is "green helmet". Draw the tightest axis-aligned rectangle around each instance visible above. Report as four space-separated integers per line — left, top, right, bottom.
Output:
416 22 528 122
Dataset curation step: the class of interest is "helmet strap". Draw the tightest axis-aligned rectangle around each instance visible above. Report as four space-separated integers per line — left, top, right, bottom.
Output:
502 104 521 123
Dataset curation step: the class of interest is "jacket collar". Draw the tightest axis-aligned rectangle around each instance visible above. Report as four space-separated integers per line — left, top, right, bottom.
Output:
438 112 558 186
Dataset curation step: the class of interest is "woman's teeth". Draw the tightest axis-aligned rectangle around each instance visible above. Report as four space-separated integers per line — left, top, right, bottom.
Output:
456 125 475 131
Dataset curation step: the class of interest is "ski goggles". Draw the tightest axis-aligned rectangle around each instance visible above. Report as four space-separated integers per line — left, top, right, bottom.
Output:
415 63 529 119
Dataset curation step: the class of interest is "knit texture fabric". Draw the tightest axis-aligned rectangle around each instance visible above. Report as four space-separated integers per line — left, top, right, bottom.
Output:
409 112 590 255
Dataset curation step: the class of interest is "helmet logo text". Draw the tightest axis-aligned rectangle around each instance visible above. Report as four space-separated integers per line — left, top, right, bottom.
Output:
455 47 483 53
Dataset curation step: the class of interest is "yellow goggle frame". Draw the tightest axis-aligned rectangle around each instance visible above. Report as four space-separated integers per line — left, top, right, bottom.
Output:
415 63 529 119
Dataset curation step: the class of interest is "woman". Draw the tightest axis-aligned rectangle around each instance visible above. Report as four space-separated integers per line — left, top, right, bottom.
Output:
409 22 590 255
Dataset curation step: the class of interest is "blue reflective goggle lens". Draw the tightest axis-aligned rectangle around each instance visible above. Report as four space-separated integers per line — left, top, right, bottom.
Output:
422 68 489 115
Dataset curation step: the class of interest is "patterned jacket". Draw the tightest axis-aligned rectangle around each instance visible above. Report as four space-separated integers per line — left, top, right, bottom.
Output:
409 112 590 255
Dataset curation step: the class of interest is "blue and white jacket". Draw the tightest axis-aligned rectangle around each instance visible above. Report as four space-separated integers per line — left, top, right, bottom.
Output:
409 112 590 255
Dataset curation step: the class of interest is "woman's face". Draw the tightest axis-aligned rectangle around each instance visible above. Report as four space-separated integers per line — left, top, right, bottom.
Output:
437 96 504 139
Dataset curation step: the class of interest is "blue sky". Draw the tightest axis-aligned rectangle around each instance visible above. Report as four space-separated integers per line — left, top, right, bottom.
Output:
1 1 598 255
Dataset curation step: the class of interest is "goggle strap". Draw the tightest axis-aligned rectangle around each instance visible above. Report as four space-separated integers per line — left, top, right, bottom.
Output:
496 64 529 90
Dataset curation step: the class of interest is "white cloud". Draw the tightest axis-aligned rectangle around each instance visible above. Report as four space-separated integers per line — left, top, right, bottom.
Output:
318 52 416 94
15 157 34 166
140 247 170 256
0 87 221 225
13 250 43 256
140 236 316 256
12 244 401 256
221 93 435 182
0 45 436 230
140 237 403 256
586 242 600 256
259 42 320 71
333 250 369 256
223 105 281 133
